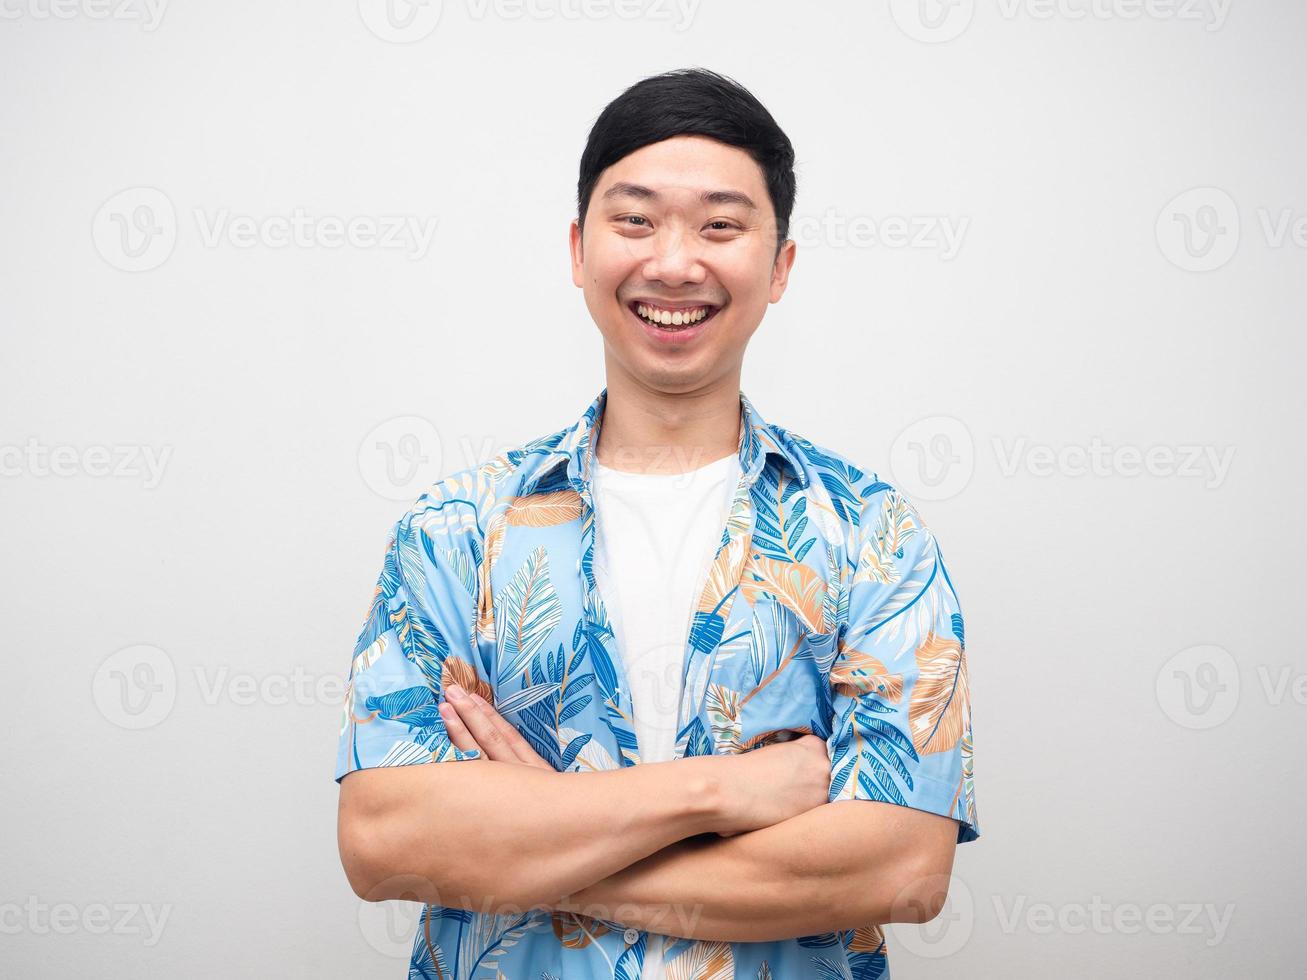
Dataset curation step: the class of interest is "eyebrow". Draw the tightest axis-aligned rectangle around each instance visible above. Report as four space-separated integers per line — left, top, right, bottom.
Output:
600 181 758 212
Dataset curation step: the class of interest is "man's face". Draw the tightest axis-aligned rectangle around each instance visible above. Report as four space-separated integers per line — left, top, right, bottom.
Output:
570 135 796 392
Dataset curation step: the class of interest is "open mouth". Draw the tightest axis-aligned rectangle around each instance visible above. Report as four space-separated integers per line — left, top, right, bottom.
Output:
627 300 723 333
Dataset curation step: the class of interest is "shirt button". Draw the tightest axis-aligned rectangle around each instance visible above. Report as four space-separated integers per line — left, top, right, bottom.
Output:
623 928 639 944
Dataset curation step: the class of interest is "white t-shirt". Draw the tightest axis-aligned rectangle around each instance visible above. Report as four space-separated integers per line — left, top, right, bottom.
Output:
591 449 741 978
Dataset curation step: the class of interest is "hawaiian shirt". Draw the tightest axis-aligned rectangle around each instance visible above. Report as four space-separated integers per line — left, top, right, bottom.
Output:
335 386 980 979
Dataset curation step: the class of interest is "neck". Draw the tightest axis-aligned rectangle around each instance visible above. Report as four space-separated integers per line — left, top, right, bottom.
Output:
594 374 742 475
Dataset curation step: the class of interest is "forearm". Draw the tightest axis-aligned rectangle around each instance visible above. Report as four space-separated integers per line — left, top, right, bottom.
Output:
555 800 945 942
343 757 722 910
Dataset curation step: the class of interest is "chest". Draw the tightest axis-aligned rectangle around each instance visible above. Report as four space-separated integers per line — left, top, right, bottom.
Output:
481 475 843 769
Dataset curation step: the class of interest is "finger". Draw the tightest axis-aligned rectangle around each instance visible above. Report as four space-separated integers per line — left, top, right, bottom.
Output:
445 685 517 762
467 691 553 770
438 700 482 754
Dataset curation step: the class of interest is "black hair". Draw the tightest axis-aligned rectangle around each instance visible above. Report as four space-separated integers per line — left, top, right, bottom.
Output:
576 68 797 258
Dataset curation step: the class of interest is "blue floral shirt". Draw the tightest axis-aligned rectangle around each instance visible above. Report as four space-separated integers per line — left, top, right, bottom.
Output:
335 387 979 979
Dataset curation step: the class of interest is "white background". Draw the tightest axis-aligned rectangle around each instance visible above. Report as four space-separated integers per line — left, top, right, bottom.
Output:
1 0 1303 976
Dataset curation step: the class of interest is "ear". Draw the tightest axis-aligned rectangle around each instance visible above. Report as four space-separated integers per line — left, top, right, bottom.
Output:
768 238 798 304
569 219 585 289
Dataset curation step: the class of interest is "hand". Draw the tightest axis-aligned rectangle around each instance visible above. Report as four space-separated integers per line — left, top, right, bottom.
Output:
712 734 831 837
439 685 555 771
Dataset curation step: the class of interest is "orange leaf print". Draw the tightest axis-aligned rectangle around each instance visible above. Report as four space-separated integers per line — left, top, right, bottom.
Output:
551 911 611 949
908 631 969 755
507 489 583 528
666 939 734 980
476 510 507 642
441 655 493 704
850 923 886 952
829 640 904 704
739 554 827 634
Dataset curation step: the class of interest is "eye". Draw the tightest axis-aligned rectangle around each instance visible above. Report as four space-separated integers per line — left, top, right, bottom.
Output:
706 220 740 232
619 215 650 227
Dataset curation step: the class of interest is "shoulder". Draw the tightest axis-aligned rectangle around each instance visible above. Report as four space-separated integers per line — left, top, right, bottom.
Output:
771 423 926 534
390 424 573 543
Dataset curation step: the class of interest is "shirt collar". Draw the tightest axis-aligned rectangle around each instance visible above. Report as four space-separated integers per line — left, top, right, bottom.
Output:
532 386 810 494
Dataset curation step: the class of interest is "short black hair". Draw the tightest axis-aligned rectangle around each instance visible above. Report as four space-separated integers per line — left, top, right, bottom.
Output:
576 68 797 257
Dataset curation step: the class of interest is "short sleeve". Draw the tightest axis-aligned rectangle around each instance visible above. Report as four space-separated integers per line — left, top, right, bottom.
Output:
826 485 979 843
334 505 492 783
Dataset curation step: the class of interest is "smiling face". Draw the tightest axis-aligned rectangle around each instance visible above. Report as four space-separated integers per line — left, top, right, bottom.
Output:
570 135 797 393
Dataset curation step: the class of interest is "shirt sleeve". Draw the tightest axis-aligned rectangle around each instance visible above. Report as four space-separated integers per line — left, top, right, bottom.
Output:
826 484 979 843
334 507 490 783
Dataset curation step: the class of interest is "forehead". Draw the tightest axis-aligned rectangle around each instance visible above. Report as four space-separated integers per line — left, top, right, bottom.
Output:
595 135 770 210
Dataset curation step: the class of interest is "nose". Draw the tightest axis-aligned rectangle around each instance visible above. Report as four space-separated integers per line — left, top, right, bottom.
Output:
638 221 707 288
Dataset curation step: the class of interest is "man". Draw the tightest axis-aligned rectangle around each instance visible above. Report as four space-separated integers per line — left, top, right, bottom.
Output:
335 67 979 979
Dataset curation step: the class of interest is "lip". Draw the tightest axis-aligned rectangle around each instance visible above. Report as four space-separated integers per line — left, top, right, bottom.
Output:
626 300 722 346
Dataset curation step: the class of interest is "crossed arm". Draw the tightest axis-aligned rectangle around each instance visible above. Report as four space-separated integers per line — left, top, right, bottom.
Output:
559 797 956 942
338 686 958 942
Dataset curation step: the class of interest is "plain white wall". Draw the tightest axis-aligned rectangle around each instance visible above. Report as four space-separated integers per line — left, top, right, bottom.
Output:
2 1 1303 976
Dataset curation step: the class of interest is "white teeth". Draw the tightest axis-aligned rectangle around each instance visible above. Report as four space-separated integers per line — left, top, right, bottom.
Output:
636 304 711 327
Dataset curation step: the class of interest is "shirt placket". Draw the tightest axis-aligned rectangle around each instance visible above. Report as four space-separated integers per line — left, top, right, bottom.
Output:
561 395 768 978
